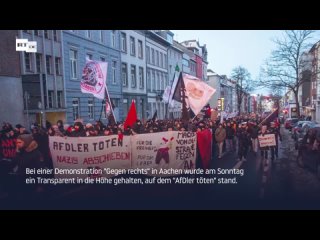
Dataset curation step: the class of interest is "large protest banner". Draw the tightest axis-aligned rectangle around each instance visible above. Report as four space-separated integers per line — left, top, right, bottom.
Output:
131 131 197 176
49 136 131 179
258 134 276 147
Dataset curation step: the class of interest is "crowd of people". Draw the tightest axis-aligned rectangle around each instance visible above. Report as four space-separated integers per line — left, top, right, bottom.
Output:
0 113 283 201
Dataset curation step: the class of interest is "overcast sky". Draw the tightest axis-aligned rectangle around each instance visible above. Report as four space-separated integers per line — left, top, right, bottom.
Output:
171 30 320 94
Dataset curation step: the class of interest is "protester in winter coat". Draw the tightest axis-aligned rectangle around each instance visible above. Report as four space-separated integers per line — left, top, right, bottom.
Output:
13 134 44 196
237 123 250 161
215 124 226 159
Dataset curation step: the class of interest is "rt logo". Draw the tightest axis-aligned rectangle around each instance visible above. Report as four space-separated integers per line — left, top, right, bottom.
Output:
16 39 37 53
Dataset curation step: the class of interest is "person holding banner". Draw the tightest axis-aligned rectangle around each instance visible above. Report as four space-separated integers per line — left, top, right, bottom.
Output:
258 124 270 164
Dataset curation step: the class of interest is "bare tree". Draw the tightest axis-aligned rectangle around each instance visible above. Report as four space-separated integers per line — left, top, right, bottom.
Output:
259 30 315 117
231 66 254 114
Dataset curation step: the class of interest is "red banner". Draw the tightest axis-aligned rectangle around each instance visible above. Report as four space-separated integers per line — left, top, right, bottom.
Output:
196 129 212 169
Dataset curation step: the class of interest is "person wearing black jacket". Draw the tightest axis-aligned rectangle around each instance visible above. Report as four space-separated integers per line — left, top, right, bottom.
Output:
249 122 259 154
225 122 235 152
12 134 45 200
269 122 282 162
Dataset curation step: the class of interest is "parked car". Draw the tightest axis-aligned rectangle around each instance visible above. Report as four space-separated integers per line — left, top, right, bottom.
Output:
284 118 299 130
291 121 312 140
297 127 320 179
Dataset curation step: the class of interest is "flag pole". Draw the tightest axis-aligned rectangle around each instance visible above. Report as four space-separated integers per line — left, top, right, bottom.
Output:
105 88 117 125
167 71 176 120
99 99 105 121
258 108 278 127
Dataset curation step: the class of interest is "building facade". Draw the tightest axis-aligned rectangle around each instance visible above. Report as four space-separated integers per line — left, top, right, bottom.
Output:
63 30 122 124
0 30 24 126
145 31 170 120
120 30 147 121
16 30 66 128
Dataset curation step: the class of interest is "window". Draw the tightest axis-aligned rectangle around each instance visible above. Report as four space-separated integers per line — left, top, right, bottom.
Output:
70 49 78 79
46 55 52 74
122 63 128 87
72 98 80 121
131 65 136 88
156 51 159 66
86 53 92 60
111 30 116 48
152 71 155 91
34 30 39 36
160 52 163 68
57 91 63 108
139 67 144 89
36 53 42 73
55 57 61 75
48 90 54 108
102 101 107 119
147 70 151 91
164 54 167 68
25 52 32 72
85 30 91 39
160 73 163 90
99 30 104 43
130 37 135 56
112 61 116 84
169 65 172 74
157 72 160 90
151 49 155 64
53 30 57 41
44 30 49 39
121 32 127 52
138 40 143 59
111 98 119 108
100 57 105 62
88 98 94 120
146 46 150 63
123 98 128 116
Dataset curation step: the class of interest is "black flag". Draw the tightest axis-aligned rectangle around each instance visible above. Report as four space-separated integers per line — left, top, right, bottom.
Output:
172 72 190 123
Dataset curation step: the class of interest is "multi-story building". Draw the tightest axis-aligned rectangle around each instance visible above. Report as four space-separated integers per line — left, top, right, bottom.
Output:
298 52 312 118
0 30 24 126
145 31 170 120
207 70 220 109
120 30 147 121
167 39 183 118
63 30 122 124
180 40 208 80
2 30 66 128
309 41 320 122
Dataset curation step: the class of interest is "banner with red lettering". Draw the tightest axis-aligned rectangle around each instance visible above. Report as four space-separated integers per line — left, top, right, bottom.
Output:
131 131 197 176
49 131 197 178
49 136 131 179
258 134 276 147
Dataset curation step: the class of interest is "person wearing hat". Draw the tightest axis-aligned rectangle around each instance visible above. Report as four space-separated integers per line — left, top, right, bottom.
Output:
236 122 250 161
15 124 29 135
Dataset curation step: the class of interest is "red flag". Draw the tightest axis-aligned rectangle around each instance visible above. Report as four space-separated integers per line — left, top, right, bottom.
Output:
124 100 137 129
196 129 212 170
